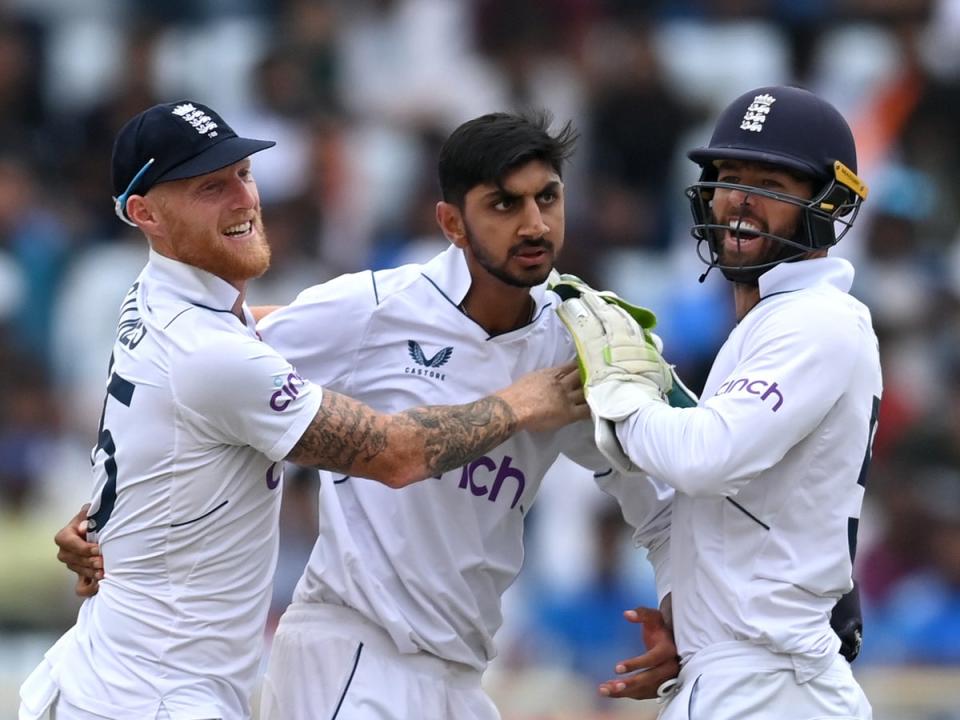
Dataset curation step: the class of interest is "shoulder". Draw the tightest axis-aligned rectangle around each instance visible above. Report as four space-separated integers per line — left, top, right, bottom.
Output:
749 285 870 360
169 329 295 409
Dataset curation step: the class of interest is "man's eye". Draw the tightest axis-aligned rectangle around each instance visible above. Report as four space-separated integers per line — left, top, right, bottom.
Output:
494 198 515 211
539 191 556 204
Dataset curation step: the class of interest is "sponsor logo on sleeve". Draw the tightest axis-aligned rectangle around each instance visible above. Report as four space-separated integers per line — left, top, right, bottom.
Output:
270 371 306 412
714 376 784 412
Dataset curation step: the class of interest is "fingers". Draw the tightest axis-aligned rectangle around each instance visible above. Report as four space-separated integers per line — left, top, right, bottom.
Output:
625 606 665 625
74 575 100 598
597 656 680 700
597 606 680 700
556 360 580 381
617 607 678 671
55 506 104 580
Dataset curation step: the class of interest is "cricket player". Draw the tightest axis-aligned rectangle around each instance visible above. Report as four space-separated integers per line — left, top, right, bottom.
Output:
559 86 880 718
250 112 676 719
19 102 587 720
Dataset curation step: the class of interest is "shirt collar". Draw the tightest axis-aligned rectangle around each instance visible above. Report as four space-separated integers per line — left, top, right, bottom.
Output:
144 248 243 312
420 245 551 313
758 256 854 298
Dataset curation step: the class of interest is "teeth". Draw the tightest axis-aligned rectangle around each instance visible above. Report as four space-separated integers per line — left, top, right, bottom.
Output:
224 221 252 236
727 219 761 234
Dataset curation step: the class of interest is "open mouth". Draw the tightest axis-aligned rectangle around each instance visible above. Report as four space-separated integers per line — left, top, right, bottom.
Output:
223 220 253 239
724 218 763 247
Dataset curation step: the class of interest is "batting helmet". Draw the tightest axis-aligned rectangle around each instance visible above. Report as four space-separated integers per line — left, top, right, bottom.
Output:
686 86 868 282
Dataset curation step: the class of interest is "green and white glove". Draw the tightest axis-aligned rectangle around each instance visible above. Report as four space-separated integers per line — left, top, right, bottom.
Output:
551 272 685 474
556 291 672 419
550 271 698 409
549 271 657 333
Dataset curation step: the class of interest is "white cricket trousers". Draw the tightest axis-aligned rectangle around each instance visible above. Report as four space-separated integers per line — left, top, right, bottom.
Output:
21 691 190 720
657 641 872 720
19 659 196 720
259 603 500 720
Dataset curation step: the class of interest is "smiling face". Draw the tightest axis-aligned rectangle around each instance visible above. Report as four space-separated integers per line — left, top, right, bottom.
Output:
449 159 565 288
143 158 270 286
710 159 815 278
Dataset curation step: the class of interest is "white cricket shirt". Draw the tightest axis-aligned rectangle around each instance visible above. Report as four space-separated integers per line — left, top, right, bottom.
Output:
258 245 673 671
34 251 322 719
617 257 882 682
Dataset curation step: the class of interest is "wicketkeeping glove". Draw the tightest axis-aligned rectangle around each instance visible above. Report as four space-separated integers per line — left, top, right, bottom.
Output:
556 291 672 418
555 285 674 474
549 272 698 410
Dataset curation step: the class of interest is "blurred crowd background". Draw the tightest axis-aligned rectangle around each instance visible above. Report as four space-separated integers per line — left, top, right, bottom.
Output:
1 0 960 717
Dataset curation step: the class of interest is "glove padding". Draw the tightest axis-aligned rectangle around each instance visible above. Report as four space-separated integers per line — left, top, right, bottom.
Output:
550 272 698 411
555 282 674 475
549 272 657 331
556 291 672 419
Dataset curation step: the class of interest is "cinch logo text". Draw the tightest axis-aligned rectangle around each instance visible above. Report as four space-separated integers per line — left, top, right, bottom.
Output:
714 377 784 412
449 455 526 510
270 372 305 412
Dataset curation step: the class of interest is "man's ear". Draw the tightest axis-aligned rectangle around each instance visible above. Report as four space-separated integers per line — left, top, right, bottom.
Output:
126 194 159 230
436 201 467 248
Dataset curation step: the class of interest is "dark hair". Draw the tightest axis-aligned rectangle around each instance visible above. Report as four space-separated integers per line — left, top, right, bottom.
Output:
438 110 578 207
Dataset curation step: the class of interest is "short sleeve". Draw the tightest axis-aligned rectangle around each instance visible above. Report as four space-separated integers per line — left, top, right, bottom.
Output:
257 271 378 389
171 334 323 461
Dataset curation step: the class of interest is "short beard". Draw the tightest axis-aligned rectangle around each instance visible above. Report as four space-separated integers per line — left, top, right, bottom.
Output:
463 221 556 288
168 213 271 284
713 218 806 285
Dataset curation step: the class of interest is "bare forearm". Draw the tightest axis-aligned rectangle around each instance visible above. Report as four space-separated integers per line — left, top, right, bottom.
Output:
286 390 517 486
285 362 584 486
401 395 517 479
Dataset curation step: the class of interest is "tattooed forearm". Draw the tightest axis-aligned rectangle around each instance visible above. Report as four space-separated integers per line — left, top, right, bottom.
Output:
286 390 518 485
401 395 517 477
287 390 388 473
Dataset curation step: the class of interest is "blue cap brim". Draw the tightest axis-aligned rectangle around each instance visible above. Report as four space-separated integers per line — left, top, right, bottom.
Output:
688 146 823 179
154 136 276 186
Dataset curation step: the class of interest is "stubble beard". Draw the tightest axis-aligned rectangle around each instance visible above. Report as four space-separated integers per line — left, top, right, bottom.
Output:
713 214 804 285
463 222 557 289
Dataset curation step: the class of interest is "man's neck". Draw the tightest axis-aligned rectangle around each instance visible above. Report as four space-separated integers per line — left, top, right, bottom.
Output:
230 280 248 323
733 282 761 322
460 283 534 335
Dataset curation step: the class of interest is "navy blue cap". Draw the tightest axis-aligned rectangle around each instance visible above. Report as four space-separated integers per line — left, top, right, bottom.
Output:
111 100 275 224
688 86 857 181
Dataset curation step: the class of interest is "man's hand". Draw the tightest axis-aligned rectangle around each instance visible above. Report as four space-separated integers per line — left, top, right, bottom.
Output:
497 361 589 433
831 581 863 662
598 607 680 701
55 504 102 598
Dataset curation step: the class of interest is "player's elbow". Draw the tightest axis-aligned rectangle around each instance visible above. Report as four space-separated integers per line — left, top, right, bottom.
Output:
366 452 430 489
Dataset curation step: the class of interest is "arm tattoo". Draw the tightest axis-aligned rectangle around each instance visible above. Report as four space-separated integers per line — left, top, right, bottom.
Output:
402 395 517 476
287 391 388 472
287 390 518 479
